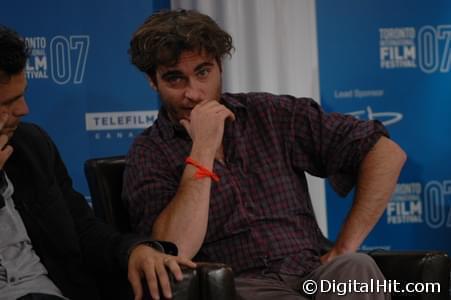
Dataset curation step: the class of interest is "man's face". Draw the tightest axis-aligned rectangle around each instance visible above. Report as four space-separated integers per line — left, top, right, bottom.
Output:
0 70 29 137
152 50 222 122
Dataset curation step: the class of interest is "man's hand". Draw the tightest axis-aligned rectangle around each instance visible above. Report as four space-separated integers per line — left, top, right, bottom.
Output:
0 113 13 169
128 244 196 300
320 246 354 264
180 100 235 156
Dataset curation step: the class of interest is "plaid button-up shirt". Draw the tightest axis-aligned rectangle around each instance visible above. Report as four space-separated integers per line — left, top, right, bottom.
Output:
124 92 387 277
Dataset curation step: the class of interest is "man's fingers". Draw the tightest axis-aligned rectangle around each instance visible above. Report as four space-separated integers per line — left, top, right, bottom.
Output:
194 100 226 113
0 135 9 150
217 109 236 122
0 113 8 130
128 269 143 300
224 110 236 121
177 257 197 268
155 260 172 299
196 99 217 109
179 119 189 130
142 263 161 300
2 145 13 158
165 259 183 281
190 101 235 123
0 144 13 170
179 119 192 138
212 106 235 121
164 257 197 282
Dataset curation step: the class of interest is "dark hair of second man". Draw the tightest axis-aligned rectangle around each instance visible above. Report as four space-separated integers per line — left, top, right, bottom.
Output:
0 25 29 83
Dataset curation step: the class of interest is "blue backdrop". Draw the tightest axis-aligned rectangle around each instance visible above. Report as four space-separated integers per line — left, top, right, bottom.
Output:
0 0 169 199
3 0 450 253
317 0 451 253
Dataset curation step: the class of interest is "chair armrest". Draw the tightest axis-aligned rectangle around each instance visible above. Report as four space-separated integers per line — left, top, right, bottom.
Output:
171 263 236 300
367 250 449 300
97 267 199 300
197 263 236 300
171 266 199 300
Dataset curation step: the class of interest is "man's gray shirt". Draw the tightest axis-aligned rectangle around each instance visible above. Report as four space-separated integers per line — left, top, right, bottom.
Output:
0 172 65 299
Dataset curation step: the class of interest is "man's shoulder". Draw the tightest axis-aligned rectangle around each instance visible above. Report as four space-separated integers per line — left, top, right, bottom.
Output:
222 92 275 105
132 123 159 145
223 92 315 108
222 92 317 118
10 122 58 164
127 124 163 159
12 122 49 145
221 92 274 113
6 122 55 173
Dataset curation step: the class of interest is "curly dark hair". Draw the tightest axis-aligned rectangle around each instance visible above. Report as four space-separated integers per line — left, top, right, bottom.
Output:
129 9 233 80
0 25 29 83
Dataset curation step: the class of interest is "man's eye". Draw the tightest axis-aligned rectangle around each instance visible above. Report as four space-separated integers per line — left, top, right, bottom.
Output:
167 76 182 84
197 68 210 78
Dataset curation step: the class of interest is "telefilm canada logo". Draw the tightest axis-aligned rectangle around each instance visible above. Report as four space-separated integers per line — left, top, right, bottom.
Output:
25 35 90 84
85 110 158 140
379 25 451 73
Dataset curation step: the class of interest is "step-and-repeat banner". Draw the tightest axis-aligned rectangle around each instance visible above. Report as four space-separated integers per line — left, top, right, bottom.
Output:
317 0 451 253
1 0 169 199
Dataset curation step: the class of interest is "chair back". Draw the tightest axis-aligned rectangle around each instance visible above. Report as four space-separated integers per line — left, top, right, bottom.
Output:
84 156 130 232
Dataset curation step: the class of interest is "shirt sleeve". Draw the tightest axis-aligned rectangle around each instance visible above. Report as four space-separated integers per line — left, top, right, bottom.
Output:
287 97 388 196
123 137 180 236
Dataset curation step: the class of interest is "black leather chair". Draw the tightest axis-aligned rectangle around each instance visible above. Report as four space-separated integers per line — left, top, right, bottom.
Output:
84 156 236 300
85 156 450 300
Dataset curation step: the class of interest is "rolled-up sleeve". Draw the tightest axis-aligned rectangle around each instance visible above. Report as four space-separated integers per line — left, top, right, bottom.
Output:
290 98 388 196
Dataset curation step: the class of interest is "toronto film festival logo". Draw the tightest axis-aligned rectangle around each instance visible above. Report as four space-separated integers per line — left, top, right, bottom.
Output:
25 35 90 84
380 24 451 74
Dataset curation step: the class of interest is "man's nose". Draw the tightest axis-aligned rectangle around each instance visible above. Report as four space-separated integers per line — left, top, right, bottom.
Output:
184 81 204 103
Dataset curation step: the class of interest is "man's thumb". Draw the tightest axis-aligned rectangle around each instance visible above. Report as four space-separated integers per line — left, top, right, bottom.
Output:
179 119 189 131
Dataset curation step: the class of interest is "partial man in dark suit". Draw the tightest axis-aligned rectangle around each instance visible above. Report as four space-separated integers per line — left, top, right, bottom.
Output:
0 25 195 300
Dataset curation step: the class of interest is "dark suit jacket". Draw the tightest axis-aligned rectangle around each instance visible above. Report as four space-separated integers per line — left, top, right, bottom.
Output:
4 122 147 300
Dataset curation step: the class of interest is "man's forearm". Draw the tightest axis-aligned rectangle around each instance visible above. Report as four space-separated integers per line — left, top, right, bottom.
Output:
151 147 216 258
333 136 406 254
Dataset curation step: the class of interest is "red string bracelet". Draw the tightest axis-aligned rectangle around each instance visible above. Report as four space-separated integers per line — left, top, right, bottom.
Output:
185 157 220 182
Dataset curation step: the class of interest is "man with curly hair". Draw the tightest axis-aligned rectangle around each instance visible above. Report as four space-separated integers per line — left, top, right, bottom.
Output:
125 10 406 300
0 25 195 300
